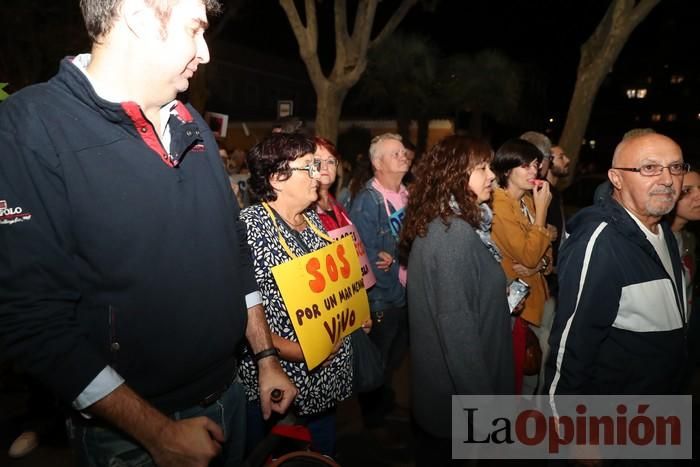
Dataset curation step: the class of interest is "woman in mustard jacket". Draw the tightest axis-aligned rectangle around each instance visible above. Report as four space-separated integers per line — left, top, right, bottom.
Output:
491 138 554 394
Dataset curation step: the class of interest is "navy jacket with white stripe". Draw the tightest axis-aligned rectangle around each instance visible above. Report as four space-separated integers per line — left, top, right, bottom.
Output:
545 197 687 395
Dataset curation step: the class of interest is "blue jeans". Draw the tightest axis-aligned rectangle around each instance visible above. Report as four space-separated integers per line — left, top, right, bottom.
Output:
68 382 246 467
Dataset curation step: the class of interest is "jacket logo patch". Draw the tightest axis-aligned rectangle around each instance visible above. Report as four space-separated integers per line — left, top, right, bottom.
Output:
191 143 205 153
0 200 32 225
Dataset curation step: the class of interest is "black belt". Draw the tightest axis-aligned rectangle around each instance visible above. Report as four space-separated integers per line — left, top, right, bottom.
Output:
199 382 232 407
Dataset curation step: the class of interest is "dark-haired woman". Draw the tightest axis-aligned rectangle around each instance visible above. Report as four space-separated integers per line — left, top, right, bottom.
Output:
491 138 554 395
401 135 514 465
238 133 353 458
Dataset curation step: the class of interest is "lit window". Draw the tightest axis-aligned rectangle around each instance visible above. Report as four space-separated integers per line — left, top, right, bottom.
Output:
651 113 661 122
589 140 597 149
670 75 685 84
666 113 677 122
625 88 647 99
697 113 700 120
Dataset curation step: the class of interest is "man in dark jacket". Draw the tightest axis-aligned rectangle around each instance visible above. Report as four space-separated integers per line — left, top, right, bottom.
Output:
0 1 296 465
546 132 688 398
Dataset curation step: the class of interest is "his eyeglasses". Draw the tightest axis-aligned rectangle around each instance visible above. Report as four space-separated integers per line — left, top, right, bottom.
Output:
314 158 339 169
289 159 321 178
613 162 690 177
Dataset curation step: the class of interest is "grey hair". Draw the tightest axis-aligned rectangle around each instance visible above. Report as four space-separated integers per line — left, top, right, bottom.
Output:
369 133 403 162
520 131 552 159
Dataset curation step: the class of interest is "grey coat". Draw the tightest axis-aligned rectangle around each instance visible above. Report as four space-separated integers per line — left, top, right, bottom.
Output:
407 217 514 438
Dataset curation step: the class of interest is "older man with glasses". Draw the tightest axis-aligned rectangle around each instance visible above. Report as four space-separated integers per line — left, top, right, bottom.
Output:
349 133 410 446
546 132 689 406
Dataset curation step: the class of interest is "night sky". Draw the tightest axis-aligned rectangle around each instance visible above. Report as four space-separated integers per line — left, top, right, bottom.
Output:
222 0 700 116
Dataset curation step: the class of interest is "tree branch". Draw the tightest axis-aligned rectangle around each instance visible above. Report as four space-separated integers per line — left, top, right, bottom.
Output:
627 0 662 32
279 0 325 83
369 0 418 49
334 0 350 70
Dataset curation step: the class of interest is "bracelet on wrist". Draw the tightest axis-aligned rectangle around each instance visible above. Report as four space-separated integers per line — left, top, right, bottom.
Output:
253 347 279 363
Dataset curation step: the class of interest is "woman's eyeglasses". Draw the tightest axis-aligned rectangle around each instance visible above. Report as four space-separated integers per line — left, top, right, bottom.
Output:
289 160 322 178
314 158 339 169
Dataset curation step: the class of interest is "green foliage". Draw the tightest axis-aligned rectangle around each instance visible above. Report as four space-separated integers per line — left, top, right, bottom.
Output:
0 83 9 101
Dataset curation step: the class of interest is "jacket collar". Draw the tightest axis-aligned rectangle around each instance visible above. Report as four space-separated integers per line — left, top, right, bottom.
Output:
53 57 204 167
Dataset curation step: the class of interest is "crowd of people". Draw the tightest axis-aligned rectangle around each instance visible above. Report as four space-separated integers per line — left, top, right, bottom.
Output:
0 1 698 466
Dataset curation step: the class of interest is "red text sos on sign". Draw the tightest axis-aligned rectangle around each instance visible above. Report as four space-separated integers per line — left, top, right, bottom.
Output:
306 244 351 293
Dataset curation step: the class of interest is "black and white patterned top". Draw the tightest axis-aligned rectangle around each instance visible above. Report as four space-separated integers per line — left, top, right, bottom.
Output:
238 203 353 416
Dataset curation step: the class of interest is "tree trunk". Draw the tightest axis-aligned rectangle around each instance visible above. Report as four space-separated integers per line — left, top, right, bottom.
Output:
559 0 660 188
558 68 606 181
280 0 418 144
315 85 347 143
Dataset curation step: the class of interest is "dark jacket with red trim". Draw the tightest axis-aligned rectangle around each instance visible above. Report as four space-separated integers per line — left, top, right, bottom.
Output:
0 58 256 413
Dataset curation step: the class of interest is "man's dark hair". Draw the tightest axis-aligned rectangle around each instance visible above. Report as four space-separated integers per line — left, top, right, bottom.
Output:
80 0 222 42
247 133 316 202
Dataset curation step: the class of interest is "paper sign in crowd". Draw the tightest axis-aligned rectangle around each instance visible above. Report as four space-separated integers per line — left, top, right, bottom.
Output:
272 235 370 370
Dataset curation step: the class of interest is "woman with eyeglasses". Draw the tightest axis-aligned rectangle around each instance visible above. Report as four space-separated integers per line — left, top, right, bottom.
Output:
400 135 513 465
237 133 352 458
491 138 555 395
314 137 352 231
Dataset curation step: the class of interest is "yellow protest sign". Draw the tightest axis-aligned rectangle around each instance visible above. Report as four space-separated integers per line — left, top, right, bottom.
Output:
272 235 370 370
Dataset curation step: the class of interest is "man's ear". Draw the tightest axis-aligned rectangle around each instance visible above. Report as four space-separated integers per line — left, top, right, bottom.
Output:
608 169 622 191
121 0 161 40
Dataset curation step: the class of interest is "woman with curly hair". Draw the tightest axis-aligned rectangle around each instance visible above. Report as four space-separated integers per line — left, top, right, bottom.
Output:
400 135 514 464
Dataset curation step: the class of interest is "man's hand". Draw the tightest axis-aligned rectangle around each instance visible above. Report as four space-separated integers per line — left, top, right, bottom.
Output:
257 357 298 420
148 417 224 467
88 384 224 467
376 251 394 272
245 303 298 419
546 224 558 242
